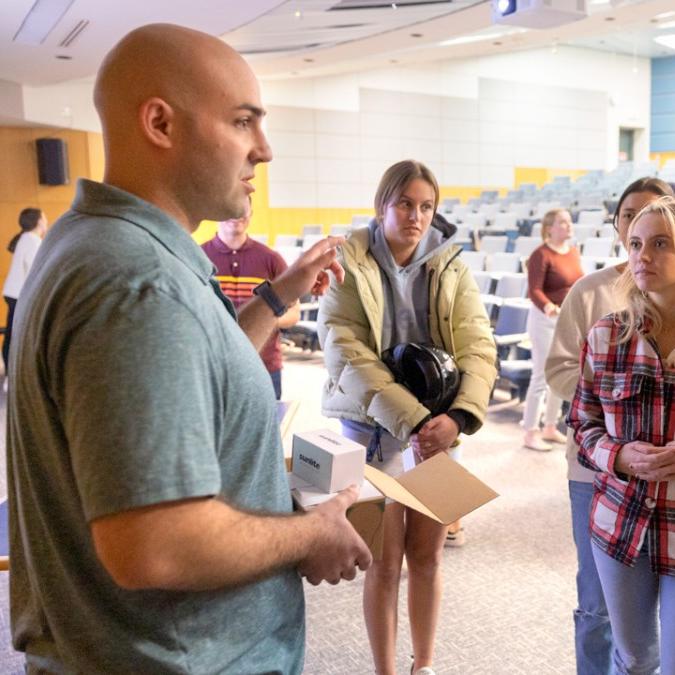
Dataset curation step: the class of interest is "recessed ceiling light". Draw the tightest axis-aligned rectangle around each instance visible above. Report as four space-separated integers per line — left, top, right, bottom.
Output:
604 16 615 21
440 29 527 47
410 33 423 38
493 41 502 46
303 58 314 63
55 54 71 59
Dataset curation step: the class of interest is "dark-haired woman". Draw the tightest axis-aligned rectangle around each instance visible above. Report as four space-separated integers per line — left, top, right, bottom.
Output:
2 208 47 376
318 160 496 675
546 176 673 675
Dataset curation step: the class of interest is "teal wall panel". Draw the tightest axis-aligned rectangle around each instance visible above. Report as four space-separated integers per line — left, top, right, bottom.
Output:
651 56 675 152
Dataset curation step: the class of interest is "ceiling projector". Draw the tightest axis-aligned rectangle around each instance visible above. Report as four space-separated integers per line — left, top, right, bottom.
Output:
492 0 588 28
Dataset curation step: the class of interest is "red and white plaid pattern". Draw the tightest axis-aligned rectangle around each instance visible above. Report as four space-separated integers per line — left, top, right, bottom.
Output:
569 313 675 575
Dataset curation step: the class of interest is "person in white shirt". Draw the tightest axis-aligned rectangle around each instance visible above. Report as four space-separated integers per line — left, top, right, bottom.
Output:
2 207 48 374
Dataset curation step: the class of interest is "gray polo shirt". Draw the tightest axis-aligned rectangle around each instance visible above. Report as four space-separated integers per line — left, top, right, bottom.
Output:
7 179 304 674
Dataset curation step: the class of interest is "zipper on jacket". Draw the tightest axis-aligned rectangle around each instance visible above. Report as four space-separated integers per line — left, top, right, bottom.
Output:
427 268 435 343
432 251 460 354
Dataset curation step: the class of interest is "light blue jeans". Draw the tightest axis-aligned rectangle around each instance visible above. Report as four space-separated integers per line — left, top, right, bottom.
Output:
592 542 675 675
569 480 613 675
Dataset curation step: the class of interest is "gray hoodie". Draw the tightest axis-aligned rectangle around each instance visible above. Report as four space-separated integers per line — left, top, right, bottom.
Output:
368 214 457 353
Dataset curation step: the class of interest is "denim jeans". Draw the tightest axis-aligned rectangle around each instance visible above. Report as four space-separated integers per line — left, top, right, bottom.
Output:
569 480 613 675
592 542 675 675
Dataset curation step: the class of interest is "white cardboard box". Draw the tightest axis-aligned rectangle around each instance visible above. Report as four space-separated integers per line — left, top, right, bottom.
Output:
291 429 365 494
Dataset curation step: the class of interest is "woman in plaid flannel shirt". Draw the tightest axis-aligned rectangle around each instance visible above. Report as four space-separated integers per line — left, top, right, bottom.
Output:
569 195 675 675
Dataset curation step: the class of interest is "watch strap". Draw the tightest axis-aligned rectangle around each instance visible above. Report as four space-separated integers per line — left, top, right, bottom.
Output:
253 280 287 317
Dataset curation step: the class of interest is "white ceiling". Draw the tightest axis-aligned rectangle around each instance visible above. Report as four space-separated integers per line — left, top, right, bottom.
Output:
0 0 674 89
0 0 288 86
237 0 675 80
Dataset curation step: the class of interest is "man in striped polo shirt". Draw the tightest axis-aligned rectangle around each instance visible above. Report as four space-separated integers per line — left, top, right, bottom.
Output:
202 200 300 398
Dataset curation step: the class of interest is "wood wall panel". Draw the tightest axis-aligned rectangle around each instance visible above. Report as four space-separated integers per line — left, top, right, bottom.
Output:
0 126 103 325
0 127 36 203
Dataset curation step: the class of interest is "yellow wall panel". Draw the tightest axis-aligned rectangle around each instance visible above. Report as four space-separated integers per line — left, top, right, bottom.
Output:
650 152 675 168
439 186 508 202
515 167 587 188
86 132 105 182
193 164 372 245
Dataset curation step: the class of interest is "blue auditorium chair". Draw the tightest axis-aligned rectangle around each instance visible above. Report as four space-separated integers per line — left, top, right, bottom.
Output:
491 299 533 403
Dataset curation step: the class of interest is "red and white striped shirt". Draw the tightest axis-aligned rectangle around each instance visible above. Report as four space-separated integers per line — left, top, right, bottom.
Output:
569 313 675 576
201 235 287 372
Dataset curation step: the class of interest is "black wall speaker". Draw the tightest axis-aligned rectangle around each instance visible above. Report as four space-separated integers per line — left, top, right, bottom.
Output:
36 138 69 186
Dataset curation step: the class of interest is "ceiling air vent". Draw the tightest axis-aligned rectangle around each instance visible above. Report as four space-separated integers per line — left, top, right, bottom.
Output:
239 43 321 55
329 0 451 9
325 23 369 28
58 19 89 47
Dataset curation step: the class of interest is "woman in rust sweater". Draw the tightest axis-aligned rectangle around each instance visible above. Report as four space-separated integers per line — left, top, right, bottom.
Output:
523 208 583 451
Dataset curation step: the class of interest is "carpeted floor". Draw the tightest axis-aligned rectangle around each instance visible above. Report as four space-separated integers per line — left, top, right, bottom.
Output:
0 351 578 674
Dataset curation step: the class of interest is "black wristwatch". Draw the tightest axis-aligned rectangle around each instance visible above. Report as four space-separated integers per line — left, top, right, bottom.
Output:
253 280 288 317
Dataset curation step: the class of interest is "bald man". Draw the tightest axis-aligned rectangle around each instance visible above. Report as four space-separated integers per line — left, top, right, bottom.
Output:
7 24 370 674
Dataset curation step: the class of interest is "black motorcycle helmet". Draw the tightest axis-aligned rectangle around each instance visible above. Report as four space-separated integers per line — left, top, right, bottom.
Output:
381 343 461 416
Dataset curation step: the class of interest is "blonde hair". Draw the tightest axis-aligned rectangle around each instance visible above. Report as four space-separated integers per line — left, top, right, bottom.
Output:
540 208 567 242
374 160 439 224
615 195 675 343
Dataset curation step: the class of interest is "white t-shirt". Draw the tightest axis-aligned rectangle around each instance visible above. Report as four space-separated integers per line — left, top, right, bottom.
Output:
3 231 41 299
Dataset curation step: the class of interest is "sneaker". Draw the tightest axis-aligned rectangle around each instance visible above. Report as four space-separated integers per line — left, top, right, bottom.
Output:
445 526 465 548
413 668 436 675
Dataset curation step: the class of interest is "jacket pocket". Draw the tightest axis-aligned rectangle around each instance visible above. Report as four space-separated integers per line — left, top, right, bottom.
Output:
595 372 644 441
